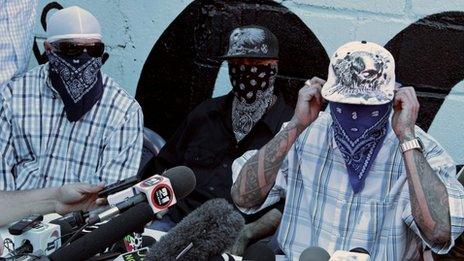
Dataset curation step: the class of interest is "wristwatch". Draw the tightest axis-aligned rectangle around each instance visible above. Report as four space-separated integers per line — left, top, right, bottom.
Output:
400 138 423 153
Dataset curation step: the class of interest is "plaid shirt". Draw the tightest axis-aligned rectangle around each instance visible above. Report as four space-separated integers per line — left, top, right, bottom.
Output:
232 112 464 260
0 64 143 190
0 0 38 87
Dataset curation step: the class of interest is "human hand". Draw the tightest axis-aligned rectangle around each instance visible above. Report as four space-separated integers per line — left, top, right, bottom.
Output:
392 87 419 142
54 183 105 215
291 77 325 129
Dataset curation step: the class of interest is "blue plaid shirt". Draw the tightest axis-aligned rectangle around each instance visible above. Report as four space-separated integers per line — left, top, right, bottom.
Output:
232 112 464 260
0 0 38 87
0 64 143 190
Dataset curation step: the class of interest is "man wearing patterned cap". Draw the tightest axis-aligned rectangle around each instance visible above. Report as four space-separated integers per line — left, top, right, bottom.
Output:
146 26 292 249
231 41 464 259
0 6 143 190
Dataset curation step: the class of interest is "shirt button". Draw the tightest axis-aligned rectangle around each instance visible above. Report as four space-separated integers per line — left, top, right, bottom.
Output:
235 145 239 149
194 156 200 161
208 187 215 192
222 163 228 168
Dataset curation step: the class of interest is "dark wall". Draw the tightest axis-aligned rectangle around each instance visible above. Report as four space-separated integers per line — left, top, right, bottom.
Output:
135 0 329 140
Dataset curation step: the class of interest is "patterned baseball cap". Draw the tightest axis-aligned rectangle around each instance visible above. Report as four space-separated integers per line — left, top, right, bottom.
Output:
222 25 279 60
321 41 395 105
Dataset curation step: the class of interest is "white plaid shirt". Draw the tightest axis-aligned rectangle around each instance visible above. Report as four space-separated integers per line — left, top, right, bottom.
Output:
0 0 38 87
0 64 143 190
232 112 464 260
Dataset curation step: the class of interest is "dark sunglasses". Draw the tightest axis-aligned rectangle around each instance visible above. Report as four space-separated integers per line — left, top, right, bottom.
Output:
50 41 105 58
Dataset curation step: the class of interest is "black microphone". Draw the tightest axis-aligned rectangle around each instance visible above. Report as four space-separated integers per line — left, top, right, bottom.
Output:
299 246 331 261
48 202 154 261
146 198 245 261
242 242 275 261
88 166 196 225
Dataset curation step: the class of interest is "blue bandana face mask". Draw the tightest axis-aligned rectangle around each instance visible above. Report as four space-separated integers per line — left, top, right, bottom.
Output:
47 51 103 122
330 102 392 193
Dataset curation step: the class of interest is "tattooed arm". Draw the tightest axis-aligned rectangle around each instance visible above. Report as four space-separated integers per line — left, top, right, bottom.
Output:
393 87 451 244
231 77 325 208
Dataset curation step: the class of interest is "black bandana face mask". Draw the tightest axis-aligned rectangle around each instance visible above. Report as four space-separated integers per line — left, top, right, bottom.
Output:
47 51 104 122
228 63 277 104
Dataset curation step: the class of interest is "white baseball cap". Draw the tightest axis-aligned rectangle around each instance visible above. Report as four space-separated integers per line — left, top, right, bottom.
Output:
47 6 102 43
321 41 395 105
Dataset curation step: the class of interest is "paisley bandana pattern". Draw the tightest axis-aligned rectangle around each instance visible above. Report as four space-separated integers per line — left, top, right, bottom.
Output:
330 102 391 193
229 63 277 141
48 51 102 103
48 51 103 122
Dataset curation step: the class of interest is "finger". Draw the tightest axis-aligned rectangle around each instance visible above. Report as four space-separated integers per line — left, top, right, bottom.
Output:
80 183 105 194
393 91 407 110
310 76 326 86
403 87 420 109
96 198 108 206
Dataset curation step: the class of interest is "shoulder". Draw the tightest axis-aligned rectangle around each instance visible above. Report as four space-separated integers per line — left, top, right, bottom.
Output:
415 125 455 168
185 95 229 121
6 64 48 94
1 64 48 109
101 73 141 115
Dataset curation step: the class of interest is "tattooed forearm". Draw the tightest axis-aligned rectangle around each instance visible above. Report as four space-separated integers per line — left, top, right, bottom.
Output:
403 143 451 244
231 120 304 208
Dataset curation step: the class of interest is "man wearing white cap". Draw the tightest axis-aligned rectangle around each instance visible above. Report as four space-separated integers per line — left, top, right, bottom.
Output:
231 41 464 259
0 6 143 190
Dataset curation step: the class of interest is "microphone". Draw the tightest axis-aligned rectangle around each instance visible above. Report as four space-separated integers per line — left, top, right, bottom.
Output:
88 166 196 225
242 242 275 261
146 198 245 261
48 202 154 261
299 246 331 261
329 248 370 261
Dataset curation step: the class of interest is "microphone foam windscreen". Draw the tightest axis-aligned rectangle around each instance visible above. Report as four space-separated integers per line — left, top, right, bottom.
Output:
299 246 331 261
146 198 244 261
243 242 275 261
162 166 196 199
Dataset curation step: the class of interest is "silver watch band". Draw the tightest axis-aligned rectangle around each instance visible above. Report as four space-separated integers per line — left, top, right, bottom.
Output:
400 139 422 153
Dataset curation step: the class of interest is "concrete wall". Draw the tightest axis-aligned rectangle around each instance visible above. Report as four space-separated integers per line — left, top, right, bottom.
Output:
30 0 464 164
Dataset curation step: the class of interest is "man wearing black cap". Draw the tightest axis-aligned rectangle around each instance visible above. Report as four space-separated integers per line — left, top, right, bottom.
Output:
146 25 292 246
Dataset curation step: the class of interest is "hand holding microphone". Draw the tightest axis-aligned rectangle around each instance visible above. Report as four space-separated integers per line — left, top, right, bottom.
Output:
48 166 196 261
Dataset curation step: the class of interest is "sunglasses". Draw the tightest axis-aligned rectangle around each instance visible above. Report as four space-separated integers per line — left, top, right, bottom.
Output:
50 41 105 58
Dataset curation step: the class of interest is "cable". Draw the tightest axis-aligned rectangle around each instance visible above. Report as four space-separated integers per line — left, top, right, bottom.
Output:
59 222 90 249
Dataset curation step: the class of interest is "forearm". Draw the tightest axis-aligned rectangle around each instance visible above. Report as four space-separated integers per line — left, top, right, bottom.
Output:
231 119 304 208
0 188 59 226
402 136 451 244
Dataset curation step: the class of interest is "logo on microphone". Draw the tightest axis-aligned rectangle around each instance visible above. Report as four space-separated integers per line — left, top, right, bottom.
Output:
151 184 173 208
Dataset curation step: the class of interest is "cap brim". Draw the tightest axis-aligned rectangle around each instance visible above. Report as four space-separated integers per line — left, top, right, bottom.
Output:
321 82 394 105
220 54 279 60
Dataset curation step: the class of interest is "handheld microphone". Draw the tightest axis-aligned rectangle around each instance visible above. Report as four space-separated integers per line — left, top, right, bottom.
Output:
48 202 154 261
299 246 331 261
88 166 196 225
9 222 61 256
242 242 275 261
146 199 245 261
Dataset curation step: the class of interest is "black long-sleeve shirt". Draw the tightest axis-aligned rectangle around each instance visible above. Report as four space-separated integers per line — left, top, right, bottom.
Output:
145 92 293 223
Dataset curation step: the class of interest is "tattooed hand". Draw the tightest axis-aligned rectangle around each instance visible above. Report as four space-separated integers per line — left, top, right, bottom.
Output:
292 77 325 129
392 87 420 142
